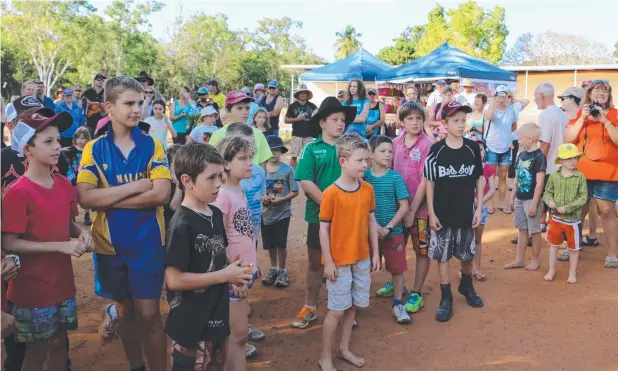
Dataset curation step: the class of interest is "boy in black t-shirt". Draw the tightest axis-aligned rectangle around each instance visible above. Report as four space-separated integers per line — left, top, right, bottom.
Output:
505 123 547 271
423 101 484 322
165 143 253 370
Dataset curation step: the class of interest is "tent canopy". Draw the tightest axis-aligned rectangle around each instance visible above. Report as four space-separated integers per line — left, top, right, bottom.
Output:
301 49 392 82
377 43 516 82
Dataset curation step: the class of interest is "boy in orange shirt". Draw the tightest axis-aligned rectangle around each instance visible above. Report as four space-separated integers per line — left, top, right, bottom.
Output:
318 134 380 371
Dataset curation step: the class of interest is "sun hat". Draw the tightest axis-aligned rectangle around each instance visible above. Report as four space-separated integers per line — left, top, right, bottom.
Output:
74 84 83 92
461 78 473 88
135 71 154 86
441 100 473 118
494 85 510 97
197 87 210 95
294 84 313 100
63 88 74 97
433 80 447 86
225 90 255 108
266 135 288 154
555 143 583 164
557 87 584 100
268 80 279 89
307 96 357 138
254 83 266 92
200 106 219 118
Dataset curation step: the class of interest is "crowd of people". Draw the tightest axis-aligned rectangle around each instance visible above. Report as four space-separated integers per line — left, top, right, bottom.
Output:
0 70 617 371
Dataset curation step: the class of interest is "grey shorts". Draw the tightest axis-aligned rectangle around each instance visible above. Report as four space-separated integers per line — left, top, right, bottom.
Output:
429 227 475 263
326 259 371 311
514 198 544 233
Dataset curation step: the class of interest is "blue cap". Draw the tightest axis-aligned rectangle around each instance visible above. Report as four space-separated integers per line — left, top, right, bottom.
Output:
63 88 74 96
268 80 279 88
197 87 210 95
241 87 251 95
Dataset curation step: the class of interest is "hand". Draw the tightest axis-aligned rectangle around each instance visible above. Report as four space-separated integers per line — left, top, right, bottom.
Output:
231 284 248 298
528 202 538 217
324 261 337 282
581 104 590 119
58 239 87 258
403 210 416 228
78 229 94 253
133 178 153 193
222 258 253 287
1 257 19 282
260 195 272 206
547 200 557 210
270 196 286 206
378 227 390 239
365 125 374 134
371 253 381 272
1 311 18 339
429 213 442 232
180 111 186 117
556 206 566 214
472 209 482 228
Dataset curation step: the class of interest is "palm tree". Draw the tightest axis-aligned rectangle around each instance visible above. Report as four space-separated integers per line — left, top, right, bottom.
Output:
334 26 362 60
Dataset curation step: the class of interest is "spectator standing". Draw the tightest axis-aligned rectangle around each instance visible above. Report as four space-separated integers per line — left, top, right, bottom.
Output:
55 88 85 147
207 79 226 109
426 80 447 109
459 78 477 106
82 73 106 138
253 84 266 106
34 80 55 109
285 84 317 168
261 80 283 136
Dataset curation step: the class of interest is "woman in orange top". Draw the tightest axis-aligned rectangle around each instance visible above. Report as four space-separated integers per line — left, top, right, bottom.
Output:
565 80 618 268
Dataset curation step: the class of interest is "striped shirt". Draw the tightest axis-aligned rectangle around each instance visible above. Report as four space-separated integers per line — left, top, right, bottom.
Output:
542 168 587 222
364 168 409 237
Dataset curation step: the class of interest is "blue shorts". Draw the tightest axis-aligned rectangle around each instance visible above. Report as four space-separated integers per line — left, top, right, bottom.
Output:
587 180 618 202
481 206 489 225
486 148 512 166
94 248 165 301
12 297 78 343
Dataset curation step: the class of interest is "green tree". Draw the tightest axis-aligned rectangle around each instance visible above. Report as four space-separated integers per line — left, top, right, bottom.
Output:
614 41 618 59
377 26 425 65
415 6 449 57
334 25 362 60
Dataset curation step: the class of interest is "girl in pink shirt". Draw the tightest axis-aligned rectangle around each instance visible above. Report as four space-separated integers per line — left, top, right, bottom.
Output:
213 136 257 370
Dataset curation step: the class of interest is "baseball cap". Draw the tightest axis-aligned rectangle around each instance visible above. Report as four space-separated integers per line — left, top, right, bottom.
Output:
63 88 74 96
367 88 377 95
206 78 219 87
433 80 447 86
558 87 584 100
494 85 510 97
200 106 219 118
225 90 255 108
74 84 83 91
13 96 54 118
254 83 265 92
441 100 472 118
268 80 279 88
93 73 106 81
33 79 43 85
11 108 73 156
337 90 345 98
241 87 251 95
197 87 210 95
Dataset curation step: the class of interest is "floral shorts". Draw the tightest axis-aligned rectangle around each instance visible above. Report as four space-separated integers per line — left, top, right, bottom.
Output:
12 297 78 343
171 340 226 371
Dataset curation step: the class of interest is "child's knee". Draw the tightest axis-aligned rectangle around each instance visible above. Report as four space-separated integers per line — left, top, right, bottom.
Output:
136 305 162 327
229 325 248 344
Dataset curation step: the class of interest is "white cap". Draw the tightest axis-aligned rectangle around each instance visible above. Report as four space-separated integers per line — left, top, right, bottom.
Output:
200 105 219 118
11 122 37 157
495 85 509 96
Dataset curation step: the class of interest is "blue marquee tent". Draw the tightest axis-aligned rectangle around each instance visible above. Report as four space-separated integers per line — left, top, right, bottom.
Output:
301 49 392 82
377 43 516 82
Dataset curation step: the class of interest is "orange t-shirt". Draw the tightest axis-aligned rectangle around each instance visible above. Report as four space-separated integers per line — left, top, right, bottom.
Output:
567 108 618 181
319 181 375 266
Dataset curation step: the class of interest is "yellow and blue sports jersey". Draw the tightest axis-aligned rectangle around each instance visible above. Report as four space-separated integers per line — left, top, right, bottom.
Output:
77 126 171 256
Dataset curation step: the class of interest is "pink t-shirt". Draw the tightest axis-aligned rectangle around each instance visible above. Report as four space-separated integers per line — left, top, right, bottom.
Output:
212 188 257 272
481 164 496 199
392 132 433 220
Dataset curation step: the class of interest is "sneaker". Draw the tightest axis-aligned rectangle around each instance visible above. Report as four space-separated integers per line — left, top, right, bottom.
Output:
376 281 408 298
275 270 289 288
248 323 265 341
291 306 317 329
245 343 257 359
392 304 411 324
98 304 117 340
261 268 278 286
404 293 424 313
84 211 92 226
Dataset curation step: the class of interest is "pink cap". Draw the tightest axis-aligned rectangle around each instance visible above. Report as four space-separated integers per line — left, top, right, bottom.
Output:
225 90 254 108
441 100 472 118
94 116 111 135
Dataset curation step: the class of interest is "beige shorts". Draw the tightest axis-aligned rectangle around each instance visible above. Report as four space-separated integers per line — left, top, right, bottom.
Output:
290 136 314 157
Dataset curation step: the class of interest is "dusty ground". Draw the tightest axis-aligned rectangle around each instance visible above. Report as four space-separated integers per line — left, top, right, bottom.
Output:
59 189 618 371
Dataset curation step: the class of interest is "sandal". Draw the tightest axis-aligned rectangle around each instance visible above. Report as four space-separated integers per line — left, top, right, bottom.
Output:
604 256 618 268
581 236 600 247
557 250 570 261
498 207 512 214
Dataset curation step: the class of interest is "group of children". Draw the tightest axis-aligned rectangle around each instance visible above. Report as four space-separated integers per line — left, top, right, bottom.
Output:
0 73 591 371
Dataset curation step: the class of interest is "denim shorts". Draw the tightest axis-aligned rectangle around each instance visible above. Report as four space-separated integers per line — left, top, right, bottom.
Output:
587 180 618 202
326 259 371 311
486 148 512 166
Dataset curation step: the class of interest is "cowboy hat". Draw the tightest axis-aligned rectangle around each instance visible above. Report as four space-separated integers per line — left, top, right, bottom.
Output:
135 71 154 86
461 78 473 87
307 97 356 138
294 84 313 100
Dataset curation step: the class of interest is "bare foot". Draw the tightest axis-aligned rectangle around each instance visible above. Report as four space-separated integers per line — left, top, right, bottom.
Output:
525 261 540 271
544 269 556 281
340 349 365 368
319 358 339 371
504 260 525 269
567 273 577 284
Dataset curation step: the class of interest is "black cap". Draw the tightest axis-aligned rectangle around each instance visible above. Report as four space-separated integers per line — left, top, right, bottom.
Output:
206 78 219 87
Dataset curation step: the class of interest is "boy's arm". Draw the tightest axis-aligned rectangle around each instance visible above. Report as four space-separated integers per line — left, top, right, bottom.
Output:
113 179 171 209
387 199 408 229
1 234 84 257
368 212 380 269
408 177 427 217
165 266 228 291
319 222 333 266
542 174 555 206
531 172 546 207
77 181 149 210
562 175 588 213
299 181 322 204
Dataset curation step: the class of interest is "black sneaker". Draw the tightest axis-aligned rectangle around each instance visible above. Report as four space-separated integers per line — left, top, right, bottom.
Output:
458 272 484 308
262 268 278 286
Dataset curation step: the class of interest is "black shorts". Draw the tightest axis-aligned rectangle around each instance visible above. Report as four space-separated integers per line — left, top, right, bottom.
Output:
261 218 291 250
306 222 321 250
428 227 475 262
508 140 519 179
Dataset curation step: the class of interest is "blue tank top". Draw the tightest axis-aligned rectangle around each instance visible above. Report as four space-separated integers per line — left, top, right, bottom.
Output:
343 98 370 137
172 101 191 134
367 102 382 135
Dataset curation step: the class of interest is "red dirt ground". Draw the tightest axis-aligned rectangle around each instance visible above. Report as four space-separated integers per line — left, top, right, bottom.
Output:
49 193 618 370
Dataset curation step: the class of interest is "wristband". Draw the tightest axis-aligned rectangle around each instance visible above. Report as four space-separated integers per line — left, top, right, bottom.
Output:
5 254 20 269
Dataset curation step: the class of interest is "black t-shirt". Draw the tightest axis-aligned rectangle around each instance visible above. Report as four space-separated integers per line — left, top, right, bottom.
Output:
423 138 483 228
1 147 73 195
164 205 230 348
515 149 547 200
62 145 83 186
82 87 105 129
286 101 318 138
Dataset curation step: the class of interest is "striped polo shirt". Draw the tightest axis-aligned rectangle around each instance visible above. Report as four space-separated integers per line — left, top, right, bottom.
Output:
363 168 409 237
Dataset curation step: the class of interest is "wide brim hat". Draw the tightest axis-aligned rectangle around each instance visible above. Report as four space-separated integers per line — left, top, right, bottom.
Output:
554 143 583 164
135 71 154 86
294 85 313 100
461 78 473 87
266 135 288 154
307 97 357 138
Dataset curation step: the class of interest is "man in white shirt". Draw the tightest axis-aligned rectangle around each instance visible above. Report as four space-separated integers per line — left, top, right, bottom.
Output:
426 80 447 109
458 78 477 106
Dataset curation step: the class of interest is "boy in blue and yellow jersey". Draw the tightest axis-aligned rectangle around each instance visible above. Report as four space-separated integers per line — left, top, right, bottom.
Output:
77 76 171 371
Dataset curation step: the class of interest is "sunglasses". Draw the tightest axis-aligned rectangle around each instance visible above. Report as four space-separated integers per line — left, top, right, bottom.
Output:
140 79 149 83
268 87 277 90
591 79 609 84
559 96 574 102
75 90 82 92
95 77 105 81
145 91 155 95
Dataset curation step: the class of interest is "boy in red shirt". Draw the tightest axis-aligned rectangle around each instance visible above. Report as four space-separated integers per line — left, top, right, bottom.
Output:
1 107 93 371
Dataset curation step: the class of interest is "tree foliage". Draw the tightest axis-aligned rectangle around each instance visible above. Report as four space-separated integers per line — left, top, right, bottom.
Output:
377 26 425 66
501 32 615 66
334 26 362 60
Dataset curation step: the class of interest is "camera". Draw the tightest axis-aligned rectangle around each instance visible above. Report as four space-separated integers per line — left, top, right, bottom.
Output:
589 101 601 117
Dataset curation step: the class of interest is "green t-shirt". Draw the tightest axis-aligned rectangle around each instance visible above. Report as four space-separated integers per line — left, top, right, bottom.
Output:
209 124 273 165
294 136 341 223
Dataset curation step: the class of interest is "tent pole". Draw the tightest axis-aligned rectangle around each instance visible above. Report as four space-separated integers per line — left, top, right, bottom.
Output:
573 70 577 86
524 70 529 98
336 81 338 95
291 71 295 99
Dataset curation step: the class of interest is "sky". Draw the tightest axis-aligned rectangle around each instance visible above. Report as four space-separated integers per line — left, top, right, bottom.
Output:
95 0 618 63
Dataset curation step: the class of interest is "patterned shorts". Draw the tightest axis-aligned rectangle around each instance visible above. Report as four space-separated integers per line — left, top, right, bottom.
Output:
407 218 430 256
171 340 226 371
429 227 476 263
12 297 78 343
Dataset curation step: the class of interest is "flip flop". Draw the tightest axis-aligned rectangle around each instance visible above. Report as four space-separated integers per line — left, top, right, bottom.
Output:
498 207 512 214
